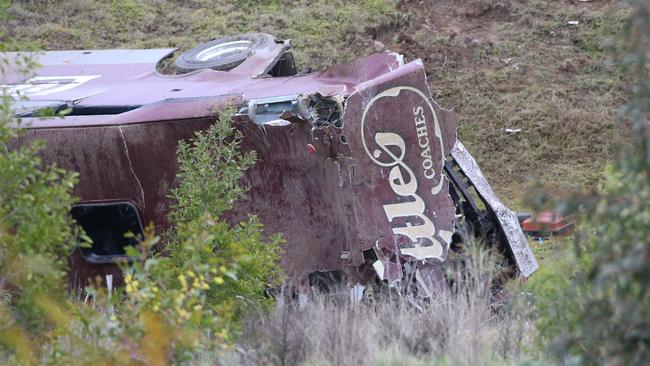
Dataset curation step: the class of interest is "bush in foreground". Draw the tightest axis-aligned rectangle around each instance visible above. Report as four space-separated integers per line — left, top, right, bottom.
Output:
0 58 281 363
529 2 650 365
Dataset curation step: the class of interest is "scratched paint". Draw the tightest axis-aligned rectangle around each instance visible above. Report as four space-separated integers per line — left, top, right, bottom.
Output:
4 42 537 291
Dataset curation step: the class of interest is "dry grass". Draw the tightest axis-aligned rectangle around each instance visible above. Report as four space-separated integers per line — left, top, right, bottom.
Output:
228 244 538 366
231 295 534 366
8 242 540 365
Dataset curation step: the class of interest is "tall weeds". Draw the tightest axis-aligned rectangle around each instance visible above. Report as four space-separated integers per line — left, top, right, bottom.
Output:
233 243 535 366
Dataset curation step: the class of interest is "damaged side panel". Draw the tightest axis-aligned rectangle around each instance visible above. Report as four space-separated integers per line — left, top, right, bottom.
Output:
340 61 457 284
235 57 536 291
230 119 360 289
235 60 460 289
450 141 539 277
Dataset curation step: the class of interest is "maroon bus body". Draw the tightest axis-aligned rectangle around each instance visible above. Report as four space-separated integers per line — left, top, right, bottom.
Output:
4 40 537 293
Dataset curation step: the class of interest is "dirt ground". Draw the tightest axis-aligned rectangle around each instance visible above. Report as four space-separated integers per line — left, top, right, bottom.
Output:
368 0 627 204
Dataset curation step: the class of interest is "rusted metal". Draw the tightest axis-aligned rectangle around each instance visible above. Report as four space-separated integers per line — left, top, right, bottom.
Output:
2 36 537 293
521 211 575 240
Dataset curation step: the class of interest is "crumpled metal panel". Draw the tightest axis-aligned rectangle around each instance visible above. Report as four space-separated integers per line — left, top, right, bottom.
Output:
450 141 539 277
341 60 457 284
2 50 405 127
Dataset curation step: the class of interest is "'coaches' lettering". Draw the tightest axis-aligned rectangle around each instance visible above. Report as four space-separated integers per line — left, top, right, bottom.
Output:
413 105 436 180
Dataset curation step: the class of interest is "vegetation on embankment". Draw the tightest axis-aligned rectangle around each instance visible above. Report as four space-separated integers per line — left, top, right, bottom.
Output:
2 0 631 202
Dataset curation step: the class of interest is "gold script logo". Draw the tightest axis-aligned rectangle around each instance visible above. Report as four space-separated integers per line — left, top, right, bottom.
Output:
360 86 449 261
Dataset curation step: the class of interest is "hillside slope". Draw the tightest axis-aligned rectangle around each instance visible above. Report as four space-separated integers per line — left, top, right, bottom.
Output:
2 0 629 203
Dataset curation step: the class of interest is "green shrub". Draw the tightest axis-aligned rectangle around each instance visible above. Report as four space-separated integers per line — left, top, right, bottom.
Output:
0 52 281 362
531 1 650 364
166 107 283 315
0 52 80 364
168 109 255 224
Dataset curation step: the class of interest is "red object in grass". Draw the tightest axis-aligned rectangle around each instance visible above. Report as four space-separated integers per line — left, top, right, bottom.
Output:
521 211 574 238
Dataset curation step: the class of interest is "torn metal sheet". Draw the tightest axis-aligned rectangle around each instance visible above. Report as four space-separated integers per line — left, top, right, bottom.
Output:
450 141 539 277
240 93 344 127
239 94 302 126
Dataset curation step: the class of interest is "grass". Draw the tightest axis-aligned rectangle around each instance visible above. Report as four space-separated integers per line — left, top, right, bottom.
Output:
8 240 540 365
232 295 533 365
3 0 398 69
2 1 628 207
425 1 629 203
228 242 540 366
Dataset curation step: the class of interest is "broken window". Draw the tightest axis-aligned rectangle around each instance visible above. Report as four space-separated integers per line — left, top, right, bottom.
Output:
71 201 143 263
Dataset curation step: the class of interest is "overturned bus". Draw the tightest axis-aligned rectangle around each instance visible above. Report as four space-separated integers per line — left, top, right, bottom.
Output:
3 33 538 295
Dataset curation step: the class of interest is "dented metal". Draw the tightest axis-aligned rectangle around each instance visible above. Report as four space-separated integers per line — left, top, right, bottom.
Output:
450 141 539 277
241 93 344 128
3 36 537 293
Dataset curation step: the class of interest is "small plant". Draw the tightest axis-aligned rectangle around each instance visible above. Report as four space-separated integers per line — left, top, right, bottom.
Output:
166 108 283 319
0 61 282 362
168 108 255 224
